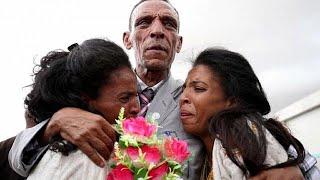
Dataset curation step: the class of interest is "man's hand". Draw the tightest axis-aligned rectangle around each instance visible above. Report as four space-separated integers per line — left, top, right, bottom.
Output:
250 166 304 180
43 107 116 167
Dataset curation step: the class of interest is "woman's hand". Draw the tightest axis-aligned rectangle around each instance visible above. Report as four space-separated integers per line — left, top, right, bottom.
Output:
250 166 304 180
43 107 116 167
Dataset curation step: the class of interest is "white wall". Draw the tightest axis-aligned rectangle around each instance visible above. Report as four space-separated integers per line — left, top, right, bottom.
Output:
276 90 320 168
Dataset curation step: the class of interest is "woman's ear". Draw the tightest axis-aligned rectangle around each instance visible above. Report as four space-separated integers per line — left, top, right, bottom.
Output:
225 97 237 108
123 32 132 50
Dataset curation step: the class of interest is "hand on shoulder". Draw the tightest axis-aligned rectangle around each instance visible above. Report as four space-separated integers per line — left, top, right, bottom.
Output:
43 107 116 167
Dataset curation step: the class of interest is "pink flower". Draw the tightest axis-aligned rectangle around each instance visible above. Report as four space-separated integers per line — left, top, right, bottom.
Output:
123 116 157 137
163 138 190 163
106 164 133 180
126 145 161 166
149 163 169 180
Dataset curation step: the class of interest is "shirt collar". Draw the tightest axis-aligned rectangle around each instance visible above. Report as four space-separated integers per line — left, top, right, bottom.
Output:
136 74 164 93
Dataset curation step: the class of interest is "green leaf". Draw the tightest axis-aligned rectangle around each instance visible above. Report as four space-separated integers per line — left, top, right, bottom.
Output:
110 163 116 168
172 164 182 171
134 168 148 180
119 138 128 148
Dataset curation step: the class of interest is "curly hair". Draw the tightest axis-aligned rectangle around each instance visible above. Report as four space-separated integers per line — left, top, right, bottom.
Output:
25 39 132 123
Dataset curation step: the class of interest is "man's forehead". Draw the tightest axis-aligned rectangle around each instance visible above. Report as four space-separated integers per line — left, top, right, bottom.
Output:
131 1 179 21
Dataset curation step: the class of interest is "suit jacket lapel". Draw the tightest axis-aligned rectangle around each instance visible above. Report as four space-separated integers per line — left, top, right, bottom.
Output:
147 74 182 125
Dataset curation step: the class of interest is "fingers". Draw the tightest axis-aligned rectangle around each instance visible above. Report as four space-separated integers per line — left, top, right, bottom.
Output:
100 120 116 143
59 115 116 162
84 115 116 160
91 127 115 161
42 119 61 143
61 132 105 167
77 142 105 167
50 108 118 165
88 136 112 164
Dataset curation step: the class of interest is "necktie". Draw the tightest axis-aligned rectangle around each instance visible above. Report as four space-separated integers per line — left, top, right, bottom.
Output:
138 88 155 117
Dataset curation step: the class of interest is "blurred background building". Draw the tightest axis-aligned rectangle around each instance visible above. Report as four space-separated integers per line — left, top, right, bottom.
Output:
276 90 320 168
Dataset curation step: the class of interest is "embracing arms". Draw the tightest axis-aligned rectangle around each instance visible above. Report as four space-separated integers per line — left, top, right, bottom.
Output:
9 107 116 176
9 107 319 179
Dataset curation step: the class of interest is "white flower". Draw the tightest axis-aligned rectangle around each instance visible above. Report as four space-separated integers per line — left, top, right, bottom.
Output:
151 112 160 120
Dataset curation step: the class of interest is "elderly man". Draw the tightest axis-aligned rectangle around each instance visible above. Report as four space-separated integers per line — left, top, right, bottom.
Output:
10 0 203 179
9 0 319 179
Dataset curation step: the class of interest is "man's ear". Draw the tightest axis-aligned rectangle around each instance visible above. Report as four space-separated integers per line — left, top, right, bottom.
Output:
123 31 132 50
176 36 183 53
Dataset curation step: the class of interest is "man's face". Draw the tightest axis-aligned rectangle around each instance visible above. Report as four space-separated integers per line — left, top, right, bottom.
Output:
123 0 183 72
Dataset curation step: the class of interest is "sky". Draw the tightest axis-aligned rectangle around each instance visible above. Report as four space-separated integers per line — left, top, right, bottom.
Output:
0 0 319 141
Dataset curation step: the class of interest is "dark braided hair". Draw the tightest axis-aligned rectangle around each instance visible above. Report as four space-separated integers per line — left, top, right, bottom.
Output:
194 48 305 176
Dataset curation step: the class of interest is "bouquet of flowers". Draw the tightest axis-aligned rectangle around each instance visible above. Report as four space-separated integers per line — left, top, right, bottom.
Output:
106 108 191 180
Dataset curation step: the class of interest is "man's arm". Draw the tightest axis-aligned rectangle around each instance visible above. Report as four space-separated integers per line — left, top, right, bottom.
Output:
43 107 116 167
250 146 320 180
296 148 320 180
8 120 49 177
8 107 116 177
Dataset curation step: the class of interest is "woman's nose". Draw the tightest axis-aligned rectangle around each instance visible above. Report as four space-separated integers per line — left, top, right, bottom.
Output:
128 97 140 117
180 90 190 105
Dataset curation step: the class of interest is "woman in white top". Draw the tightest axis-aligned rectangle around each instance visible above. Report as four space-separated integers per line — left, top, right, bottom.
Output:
26 39 140 180
179 48 308 180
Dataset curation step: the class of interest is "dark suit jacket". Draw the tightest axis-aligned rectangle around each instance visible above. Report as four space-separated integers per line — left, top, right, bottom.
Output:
0 137 24 180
